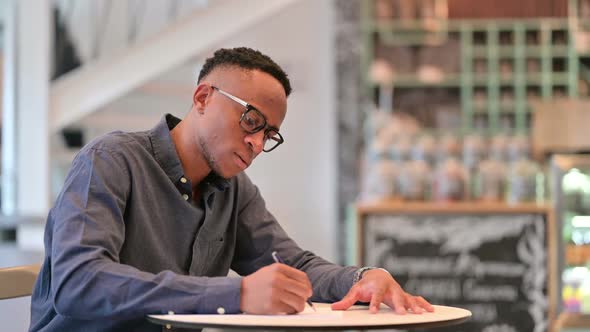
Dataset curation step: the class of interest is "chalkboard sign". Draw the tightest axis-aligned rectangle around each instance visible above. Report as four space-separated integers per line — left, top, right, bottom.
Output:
358 203 554 332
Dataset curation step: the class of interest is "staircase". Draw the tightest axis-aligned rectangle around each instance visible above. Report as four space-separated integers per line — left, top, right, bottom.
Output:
51 0 299 133
7 0 299 250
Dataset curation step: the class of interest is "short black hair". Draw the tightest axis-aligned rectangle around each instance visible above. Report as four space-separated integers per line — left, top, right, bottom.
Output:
198 47 292 97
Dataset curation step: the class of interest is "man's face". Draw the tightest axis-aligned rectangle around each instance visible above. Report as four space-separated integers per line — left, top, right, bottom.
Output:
194 67 288 179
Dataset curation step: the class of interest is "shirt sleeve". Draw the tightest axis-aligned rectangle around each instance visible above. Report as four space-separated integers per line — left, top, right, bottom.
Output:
230 173 357 302
49 146 241 321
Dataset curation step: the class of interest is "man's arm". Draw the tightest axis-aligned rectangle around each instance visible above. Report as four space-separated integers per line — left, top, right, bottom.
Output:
49 147 241 320
230 174 357 303
229 173 433 315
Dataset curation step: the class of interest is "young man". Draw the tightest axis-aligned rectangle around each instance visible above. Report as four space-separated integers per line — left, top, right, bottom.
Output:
30 47 432 331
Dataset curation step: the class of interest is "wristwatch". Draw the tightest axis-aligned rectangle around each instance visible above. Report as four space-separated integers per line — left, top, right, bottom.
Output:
353 267 390 284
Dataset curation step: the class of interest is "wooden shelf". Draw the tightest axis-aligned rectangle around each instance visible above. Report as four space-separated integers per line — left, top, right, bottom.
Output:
362 11 584 134
356 199 551 215
384 74 462 87
367 18 570 32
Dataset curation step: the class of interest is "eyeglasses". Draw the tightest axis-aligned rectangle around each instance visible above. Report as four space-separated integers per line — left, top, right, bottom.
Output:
211 85 284 152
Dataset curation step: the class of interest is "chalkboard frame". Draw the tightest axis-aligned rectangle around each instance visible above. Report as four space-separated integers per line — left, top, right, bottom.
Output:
355 200 557 330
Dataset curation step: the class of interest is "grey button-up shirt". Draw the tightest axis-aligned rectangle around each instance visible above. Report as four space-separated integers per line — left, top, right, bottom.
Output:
30 114 357 332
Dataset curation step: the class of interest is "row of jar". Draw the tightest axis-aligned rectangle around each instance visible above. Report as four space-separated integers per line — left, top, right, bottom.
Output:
367 131 534 168
360 156 545 203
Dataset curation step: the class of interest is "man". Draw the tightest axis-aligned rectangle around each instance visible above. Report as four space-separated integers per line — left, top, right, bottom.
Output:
30 47 432 331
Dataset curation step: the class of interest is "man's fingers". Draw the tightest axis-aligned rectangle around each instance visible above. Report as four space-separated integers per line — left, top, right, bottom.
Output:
274 263 309 282
369 290 385 313
384 292 435 315
273 271 313 299
241 263 316 315
405 295 423 314
271 287 306 314
415 296 435 312
270 299 299 315
331 286 360 311
273 263 313 291
389 290 407 315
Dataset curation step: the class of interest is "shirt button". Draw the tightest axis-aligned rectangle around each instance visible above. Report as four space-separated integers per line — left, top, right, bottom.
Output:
182 194 189 201
217 307 225 314
180 177 187 184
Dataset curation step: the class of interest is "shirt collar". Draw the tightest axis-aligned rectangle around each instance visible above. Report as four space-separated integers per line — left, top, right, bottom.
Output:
202 172 231 192
148 114 230 192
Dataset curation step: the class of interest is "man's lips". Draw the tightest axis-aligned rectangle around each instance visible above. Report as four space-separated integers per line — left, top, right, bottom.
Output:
236 153 251 169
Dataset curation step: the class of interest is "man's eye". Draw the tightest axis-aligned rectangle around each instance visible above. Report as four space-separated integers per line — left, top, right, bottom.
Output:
243 114 257 127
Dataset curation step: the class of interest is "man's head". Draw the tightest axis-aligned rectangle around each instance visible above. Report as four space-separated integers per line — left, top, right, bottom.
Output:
188 47 291 179
198 47 292 97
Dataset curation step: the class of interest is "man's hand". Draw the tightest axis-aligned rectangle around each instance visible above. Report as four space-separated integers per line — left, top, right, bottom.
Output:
240 263 313 314
331 269 434 314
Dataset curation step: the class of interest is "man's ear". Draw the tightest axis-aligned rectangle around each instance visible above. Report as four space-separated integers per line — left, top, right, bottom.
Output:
192 84 212 114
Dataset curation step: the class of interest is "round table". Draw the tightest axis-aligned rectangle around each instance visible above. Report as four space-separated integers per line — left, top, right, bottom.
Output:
147 303 471 331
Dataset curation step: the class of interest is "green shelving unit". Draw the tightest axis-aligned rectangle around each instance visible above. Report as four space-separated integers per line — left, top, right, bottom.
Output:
361 0 590 136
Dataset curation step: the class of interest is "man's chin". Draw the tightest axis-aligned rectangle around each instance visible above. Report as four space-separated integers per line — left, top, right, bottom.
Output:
214 167 241 180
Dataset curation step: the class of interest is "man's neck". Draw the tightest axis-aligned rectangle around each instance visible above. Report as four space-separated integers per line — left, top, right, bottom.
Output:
170 119 210 191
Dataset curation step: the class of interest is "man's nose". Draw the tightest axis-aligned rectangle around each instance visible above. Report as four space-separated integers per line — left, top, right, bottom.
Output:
245 130 265 154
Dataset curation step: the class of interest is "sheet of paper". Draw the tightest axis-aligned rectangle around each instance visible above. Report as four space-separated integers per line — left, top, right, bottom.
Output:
255 306 345 319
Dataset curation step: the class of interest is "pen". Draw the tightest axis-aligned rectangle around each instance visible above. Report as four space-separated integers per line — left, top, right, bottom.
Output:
271 251 316 312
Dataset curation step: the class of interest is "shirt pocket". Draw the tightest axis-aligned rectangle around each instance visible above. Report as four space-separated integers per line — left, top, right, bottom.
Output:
189 236 228 276
206 236 225 262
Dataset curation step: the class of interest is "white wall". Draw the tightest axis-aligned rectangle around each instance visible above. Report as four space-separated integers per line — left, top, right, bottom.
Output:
221 0 337 261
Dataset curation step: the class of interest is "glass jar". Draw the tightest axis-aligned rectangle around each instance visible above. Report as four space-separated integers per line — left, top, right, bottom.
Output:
490 134 510 162
432 158 469 202
398 159 431 201
411 133 437 166
507 134 531 162
474 158 507 201
506 158 541 204
390 136 412 162
436 133 462 164
361 159 400 201
463 134 487 171
361 139 398 201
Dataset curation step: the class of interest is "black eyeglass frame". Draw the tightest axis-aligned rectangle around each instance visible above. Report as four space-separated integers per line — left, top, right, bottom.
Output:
211 85 284 152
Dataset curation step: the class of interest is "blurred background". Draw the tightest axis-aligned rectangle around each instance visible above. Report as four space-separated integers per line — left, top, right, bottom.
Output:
1 0 590 331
